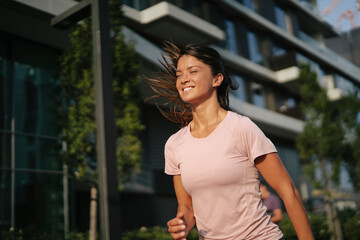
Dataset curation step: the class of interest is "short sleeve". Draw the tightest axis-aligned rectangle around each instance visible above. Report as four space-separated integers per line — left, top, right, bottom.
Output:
241 117 277 164
164 136 181 175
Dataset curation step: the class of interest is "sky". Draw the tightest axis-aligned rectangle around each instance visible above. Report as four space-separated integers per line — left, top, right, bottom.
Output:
316 0 360 32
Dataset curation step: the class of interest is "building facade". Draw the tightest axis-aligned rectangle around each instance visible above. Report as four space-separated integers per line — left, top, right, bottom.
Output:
325 27 360 68
1 0 360 238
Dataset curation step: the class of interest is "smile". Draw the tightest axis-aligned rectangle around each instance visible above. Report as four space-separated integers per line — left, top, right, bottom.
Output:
183 87 194 92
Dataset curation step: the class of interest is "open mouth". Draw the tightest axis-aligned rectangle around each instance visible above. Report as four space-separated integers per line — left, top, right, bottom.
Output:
183 87 194 92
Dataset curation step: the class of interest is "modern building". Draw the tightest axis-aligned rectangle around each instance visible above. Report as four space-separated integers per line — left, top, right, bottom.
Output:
1 0 359 238
325 27 360 68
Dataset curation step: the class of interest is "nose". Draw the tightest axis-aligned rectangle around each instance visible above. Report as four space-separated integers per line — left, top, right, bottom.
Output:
179 73 190 85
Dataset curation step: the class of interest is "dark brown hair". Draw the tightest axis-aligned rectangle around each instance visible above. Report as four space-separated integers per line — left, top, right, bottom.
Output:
146 42 238 127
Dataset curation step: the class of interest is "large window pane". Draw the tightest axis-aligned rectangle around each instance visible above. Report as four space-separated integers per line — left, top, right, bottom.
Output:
251 82 266 108
231 75 247 102
15 171 64 239
274 5 287 31
224 19 239 54
14 63 60 137
276 145 302 186
0 133 11 168
0 37 11 131
334 74 355 94
15 135 62 171
0 170 11 227
247 31 264 65
13 39 61 137
242 0 261 13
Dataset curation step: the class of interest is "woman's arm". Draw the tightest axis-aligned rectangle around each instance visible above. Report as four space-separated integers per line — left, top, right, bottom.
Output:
167 175 196 240
255 152 314 240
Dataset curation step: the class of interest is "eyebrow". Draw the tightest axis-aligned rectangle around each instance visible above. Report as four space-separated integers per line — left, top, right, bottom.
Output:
176 65 202 73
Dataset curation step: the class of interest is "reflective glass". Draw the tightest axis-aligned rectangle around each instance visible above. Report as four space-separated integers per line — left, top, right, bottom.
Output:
0 133 11 168
0 170 11 227
224 20 239 54
231 75 247 102
0 35 11 131
15 135 62 171
242 0 261 13
276 145 302 186
120 0 150 10
251 82 266 108
274 6 287 31
13 39 61 137
15 171 64 239
334 74 355 94
247 31 264 65
272 44 287 57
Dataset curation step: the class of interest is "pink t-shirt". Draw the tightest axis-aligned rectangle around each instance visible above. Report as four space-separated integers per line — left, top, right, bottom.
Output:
165 111 283 240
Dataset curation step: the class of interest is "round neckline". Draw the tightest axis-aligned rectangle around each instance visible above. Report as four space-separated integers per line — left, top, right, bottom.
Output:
187 111 230 140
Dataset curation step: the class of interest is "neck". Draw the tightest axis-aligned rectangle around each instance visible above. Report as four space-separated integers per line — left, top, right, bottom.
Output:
190 100 227 129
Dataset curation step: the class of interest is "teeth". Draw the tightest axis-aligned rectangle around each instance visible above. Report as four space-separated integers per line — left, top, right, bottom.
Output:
183 87 193 91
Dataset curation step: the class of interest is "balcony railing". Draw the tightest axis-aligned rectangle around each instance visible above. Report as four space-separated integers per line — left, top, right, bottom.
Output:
298 31 360 83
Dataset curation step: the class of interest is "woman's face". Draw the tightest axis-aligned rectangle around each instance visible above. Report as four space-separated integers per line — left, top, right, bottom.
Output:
176 55 222 105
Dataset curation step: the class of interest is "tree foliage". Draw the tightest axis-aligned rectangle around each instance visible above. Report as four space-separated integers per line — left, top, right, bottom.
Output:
59 0 145 188
296 63 360 189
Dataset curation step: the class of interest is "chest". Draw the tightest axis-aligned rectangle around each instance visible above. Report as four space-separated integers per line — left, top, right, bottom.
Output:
176 135 258 194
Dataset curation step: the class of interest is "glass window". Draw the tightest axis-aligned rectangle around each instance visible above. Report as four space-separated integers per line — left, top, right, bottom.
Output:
224 20 239 54
15 171 64 239
12 38 61 137
123 0 150 10
0 133 11 168
0 170 11 227
15 135 62 171
242 0 261 13
276 145 302 186
247 31 264 65
231 75 247 101
251 82 266 108
334 74 355 94
0 36 11 131
13 62 60 137
272 43 287 57
274 5 287 31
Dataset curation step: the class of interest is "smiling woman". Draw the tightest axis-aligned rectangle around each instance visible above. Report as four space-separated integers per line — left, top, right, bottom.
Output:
175 55 222 106
146 42 314 240
146 42 238 127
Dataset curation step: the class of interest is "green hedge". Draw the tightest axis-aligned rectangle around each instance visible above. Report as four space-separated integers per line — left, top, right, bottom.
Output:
121 226 198 240
280 213 332 240
3 210 360 240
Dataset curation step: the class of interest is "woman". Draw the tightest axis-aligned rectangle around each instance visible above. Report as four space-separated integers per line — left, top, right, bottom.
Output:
147 42 314 240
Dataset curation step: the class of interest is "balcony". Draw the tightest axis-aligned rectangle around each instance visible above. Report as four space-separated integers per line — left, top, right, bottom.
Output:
324 74 343 101
269 51 299 92
122 1 225 46
229 94 304 139
219 0 360 84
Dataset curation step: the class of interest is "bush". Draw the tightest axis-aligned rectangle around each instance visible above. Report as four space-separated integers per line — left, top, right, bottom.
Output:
121 226 198 240
280 213 331 240
338 208 360 240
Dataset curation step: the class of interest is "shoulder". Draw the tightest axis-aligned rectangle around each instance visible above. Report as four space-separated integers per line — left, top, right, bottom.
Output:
225 111 259 133
165 126 188 150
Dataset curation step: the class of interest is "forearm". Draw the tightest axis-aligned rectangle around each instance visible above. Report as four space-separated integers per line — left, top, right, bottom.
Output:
283 188 314 240
178 203 196 231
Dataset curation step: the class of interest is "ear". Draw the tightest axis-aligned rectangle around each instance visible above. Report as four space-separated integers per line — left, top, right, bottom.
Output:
213 73 224 87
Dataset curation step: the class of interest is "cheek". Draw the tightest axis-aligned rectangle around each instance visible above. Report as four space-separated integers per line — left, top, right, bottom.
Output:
176 80 181 92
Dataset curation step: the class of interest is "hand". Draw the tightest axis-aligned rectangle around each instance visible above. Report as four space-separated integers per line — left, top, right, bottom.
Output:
167 212 188 240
